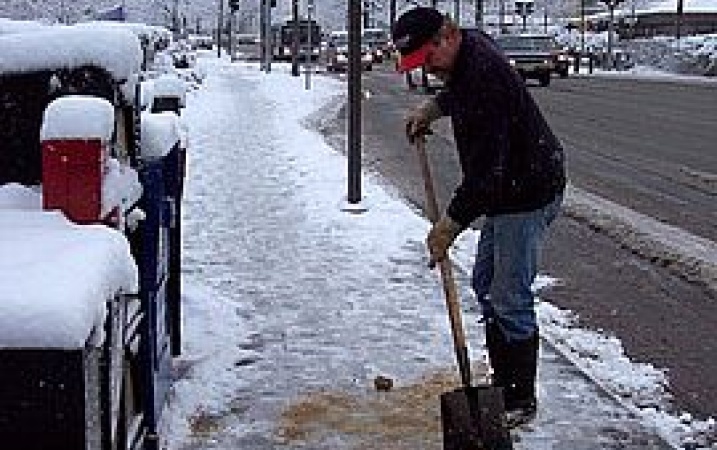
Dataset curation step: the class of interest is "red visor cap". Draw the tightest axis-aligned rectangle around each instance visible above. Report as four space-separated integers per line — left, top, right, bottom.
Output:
397 41 432 73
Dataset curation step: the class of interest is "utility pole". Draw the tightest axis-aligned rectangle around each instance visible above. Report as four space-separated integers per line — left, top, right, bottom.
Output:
675 0 684 40
265 0 273 72
217 0 224 58
363 1 371 29
499 0 505 33
347 0 362 204
305 0 315 90
600 0 624 69
172 0 179 36
475 0 483 30
580 0 585 55
390 0 396 28
292 0 300 76
229 0 239 61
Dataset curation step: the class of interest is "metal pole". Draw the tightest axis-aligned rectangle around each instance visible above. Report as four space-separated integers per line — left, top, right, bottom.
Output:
291 0 300 76
306 0 314 90
228 9 234 61
347 0 362 204
475 0 483 30
675 0 684 40
607 3 614 69
544 7 548 34
580 0 585 55
217 0 224 57
265 0 273 72
499 0 505 33
260 0 266 70
390 0 397 28
454 0 460 26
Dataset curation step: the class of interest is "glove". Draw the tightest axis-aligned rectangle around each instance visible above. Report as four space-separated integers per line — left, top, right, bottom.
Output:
405 98 443 143
426 215 463 268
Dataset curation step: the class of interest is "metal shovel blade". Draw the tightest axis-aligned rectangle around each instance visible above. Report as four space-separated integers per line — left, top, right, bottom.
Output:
441 385 513 450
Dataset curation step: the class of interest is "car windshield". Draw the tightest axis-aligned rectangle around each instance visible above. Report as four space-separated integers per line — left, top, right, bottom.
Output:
496 35 555 51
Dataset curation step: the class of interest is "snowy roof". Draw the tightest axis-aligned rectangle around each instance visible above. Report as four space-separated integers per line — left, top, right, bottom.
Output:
0 25 142 80
0 207 138 349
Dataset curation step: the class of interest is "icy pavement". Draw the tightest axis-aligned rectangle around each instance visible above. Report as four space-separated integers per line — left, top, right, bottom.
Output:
161 56 713 449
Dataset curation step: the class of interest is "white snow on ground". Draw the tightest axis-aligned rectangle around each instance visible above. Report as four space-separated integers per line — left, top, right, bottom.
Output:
163 56 716 449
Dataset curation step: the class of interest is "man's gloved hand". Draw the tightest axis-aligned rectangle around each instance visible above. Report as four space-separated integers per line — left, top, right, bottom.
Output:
405 98 443 143
427 215 463 268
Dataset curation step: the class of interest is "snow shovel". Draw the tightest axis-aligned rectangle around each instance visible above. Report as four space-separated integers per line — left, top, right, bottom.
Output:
414 136 513 450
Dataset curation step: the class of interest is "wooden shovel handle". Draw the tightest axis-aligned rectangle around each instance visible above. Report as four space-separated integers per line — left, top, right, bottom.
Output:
414 137 472 388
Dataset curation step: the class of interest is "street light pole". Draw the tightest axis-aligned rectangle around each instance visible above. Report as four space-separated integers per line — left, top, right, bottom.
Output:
600 0 624 69
305 0 315 90
580 0 585 55
675 0 684 40
347 0 362 204
475 0 483 30
291 0 300 76
217 0 224 58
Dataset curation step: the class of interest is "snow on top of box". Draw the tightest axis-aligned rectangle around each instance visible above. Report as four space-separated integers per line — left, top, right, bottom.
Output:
141 111 182 160
153 73 188 106
0 25 141 80
40 95 116 142
0 209 138 349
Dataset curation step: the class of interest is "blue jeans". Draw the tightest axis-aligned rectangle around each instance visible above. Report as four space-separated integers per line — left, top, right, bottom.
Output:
472 195 563 341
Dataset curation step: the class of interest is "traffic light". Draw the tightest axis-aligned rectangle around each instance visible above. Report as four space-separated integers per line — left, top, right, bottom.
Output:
229 0 240 11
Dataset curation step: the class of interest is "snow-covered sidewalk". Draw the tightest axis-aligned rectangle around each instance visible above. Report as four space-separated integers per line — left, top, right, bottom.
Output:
162 55 712 449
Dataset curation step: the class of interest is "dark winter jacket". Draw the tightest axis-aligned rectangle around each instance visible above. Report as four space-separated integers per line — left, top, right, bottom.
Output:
435 30 566 228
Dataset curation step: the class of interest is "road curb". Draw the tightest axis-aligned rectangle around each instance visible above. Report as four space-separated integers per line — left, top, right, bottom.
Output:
563 184 717 295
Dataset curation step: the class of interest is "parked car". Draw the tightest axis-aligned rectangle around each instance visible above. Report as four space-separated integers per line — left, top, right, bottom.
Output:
495 33 556 86
362 27 391 63
326 31 373 71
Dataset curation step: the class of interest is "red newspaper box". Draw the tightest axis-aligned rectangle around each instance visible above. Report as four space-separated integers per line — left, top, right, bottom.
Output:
42 139 106 224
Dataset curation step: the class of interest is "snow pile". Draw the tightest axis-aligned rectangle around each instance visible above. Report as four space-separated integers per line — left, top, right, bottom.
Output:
102 158 143 217
0 25 141 80
40 95 115 143
0 183 42 210
0 209 138 348
537 302 717 448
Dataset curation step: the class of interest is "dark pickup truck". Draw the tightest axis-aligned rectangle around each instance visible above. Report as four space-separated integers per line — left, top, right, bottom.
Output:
494 33 559 86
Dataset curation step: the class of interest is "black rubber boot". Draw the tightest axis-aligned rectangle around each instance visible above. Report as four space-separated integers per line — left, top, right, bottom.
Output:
504 331 538 427
485 319 510 390
486 321 539 427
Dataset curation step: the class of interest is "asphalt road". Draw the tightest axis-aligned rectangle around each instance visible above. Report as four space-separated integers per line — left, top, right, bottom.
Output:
319 64 717 419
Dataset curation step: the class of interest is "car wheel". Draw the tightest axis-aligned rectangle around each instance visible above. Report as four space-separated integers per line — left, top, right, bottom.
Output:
539 73 551 87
